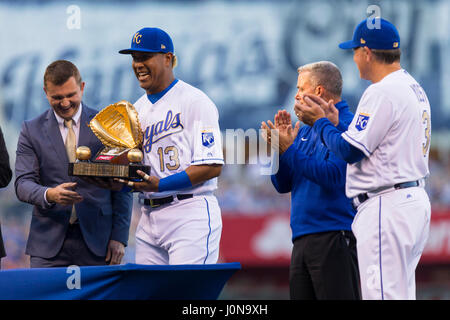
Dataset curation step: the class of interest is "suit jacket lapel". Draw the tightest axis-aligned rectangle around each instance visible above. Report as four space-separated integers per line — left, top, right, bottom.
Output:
78 103 95 148
44 109 68 164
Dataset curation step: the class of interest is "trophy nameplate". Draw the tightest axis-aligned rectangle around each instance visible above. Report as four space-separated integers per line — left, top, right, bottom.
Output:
68 100 150 179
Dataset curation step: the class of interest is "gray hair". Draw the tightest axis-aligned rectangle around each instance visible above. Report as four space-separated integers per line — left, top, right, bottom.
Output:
297 61 343 97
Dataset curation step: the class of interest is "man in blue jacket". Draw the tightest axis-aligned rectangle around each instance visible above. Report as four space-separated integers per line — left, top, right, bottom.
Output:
261 61 360 299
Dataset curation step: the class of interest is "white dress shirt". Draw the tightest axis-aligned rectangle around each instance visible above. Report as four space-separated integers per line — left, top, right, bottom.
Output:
44 104 83 205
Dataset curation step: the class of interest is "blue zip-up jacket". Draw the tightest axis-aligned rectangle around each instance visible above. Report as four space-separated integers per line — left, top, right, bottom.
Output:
271 100 356 242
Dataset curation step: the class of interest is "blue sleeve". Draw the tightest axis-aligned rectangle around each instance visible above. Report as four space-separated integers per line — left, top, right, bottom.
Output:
280 141 347 189
270 147 294 193
313 118 365 164
158 171 192 192
336 108 354 132
336 120 349 132
110 191 133 246
14 122 51 209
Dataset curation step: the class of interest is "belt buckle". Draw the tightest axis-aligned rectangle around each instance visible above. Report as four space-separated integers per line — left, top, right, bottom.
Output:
149 199 161 208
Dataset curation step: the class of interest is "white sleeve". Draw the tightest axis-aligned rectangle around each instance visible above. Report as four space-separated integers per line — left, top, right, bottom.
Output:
342 87 394 157
187 95 224 165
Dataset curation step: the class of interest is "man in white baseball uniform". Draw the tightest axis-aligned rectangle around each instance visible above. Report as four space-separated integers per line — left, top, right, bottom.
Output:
297 18 431 300
118 27 224 265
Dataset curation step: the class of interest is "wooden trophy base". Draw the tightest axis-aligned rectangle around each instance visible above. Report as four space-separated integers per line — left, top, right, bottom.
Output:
68 147 150 179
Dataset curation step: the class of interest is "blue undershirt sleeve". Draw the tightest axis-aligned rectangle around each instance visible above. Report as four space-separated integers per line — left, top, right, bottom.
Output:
270 147 294 193
313 118 365 164
282 144 347 189
158 171 193 192
336 120 349 132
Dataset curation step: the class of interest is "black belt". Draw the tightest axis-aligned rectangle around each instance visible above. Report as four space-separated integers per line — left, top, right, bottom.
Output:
141 194 193 208
353 180 420 210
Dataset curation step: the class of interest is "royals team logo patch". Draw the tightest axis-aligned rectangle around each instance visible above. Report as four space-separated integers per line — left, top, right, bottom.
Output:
202 131 215 148
355 113 370 131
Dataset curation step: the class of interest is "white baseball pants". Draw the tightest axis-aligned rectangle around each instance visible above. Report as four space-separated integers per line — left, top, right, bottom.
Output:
135 194 222 265
352 187 431 300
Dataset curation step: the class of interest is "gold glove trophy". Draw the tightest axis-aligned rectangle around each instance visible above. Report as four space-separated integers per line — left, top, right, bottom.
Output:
68 100 150 179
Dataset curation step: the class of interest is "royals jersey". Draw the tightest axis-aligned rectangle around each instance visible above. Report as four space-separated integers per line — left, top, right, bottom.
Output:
342 69 431 198
133 79 224 199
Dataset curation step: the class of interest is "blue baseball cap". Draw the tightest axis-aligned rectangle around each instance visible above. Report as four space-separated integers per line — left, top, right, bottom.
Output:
339 18 400 50
119 27 174 54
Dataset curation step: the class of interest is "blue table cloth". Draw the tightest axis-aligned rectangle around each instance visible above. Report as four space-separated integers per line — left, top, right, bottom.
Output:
0 262 241 300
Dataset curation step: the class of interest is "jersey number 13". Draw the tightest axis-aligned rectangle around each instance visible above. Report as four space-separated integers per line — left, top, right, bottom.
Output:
157 146 181 172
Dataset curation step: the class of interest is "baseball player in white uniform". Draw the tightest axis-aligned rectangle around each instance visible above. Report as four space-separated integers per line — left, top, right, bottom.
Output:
117 27 224 265
296 18 431 300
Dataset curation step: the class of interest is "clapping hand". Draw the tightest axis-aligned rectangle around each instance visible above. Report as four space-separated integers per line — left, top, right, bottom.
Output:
261 109 300 155
295 94 339 126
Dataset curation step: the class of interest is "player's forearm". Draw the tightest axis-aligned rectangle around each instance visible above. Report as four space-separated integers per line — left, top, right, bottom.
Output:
314 118 365 164
336 120 349 132
185 164 222 186
283 145 346 188
156 164 222 193
335 109 355 132
299 156 346 188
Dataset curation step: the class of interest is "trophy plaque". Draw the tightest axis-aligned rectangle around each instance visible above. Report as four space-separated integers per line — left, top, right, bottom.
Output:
68 100 150 179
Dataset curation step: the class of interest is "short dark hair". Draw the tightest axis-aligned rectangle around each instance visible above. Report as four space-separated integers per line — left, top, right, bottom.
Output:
44 60 82 89
298 61 343 98
371 48 401 64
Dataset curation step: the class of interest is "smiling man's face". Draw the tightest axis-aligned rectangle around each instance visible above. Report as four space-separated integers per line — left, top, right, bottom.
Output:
44 76 84 120
131 51 173 95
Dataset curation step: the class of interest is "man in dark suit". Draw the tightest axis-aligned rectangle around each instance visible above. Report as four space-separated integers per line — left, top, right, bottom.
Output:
15 60 133 268
0 125 13 268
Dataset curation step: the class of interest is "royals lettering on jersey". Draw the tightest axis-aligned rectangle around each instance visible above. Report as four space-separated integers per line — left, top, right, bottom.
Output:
143 110 183 153
410 83 428 104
